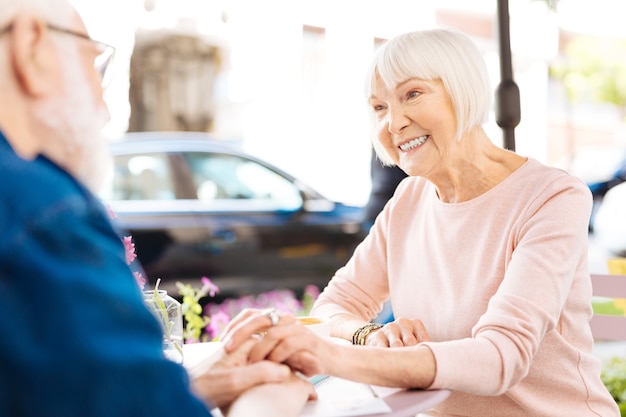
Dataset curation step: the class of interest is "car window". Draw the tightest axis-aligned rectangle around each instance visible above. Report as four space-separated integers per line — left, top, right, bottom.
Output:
184 152 302 209
100 153 176 201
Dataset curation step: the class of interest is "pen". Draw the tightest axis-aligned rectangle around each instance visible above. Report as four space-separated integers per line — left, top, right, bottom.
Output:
309 374 330 386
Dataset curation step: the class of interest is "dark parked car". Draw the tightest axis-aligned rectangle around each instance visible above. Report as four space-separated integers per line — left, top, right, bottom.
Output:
99 132 366 299
593 181 626 256
567 146 626 202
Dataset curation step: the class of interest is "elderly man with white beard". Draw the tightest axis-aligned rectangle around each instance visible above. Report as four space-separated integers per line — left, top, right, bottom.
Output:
0 1 316 416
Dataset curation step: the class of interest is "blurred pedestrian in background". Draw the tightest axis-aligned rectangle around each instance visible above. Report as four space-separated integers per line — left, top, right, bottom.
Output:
363 150 408 232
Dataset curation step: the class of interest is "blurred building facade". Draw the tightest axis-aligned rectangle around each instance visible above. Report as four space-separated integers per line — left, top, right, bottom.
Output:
128 31 223 132
72 0 626 205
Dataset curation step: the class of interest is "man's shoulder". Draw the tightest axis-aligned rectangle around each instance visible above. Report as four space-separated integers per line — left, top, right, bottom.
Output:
0 147 92 220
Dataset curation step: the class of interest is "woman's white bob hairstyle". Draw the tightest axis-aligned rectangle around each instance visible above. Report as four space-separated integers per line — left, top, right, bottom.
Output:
365 28 492 166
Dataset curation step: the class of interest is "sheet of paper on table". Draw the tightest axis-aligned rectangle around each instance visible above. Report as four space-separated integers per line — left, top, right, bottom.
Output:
300 375 396 417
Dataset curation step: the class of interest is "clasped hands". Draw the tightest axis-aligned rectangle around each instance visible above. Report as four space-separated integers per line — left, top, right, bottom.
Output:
188 308 330 415
190 308 431 416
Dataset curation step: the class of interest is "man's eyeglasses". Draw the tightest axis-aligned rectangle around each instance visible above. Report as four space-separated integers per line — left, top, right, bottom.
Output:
0 22 115 87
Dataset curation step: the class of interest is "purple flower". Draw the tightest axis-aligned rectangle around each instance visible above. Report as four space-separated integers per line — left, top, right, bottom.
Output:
206 310 230 339
203 286 322 335
200 276 219 298
304 285 320 300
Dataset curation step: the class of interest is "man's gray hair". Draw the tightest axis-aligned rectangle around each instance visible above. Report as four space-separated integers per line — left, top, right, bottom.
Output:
0 0 74 30
0 0 75 81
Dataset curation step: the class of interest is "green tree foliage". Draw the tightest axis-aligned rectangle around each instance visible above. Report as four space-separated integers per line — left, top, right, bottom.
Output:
550 36 626 119
601 356 626 416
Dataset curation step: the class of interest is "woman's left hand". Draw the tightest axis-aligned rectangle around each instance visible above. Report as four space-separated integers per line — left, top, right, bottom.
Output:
366 317 431 347
219 307 297 350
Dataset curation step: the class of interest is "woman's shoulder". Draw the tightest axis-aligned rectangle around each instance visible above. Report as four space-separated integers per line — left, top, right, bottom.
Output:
507 158 593 219
521 157 590 194
394 175 430 193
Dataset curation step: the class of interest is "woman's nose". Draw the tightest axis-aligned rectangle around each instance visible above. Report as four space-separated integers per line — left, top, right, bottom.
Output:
387 107 409 134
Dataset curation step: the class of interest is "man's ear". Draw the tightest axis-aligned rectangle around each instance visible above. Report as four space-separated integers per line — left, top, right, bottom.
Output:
9 15 60 97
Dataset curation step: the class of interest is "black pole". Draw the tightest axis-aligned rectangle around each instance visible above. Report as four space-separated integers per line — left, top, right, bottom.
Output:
495 0 520 152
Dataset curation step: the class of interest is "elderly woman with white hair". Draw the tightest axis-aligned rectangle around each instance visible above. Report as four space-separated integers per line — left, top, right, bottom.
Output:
223 28 619 416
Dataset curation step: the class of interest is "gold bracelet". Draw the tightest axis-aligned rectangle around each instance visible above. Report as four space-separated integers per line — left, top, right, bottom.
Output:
352 323 384 345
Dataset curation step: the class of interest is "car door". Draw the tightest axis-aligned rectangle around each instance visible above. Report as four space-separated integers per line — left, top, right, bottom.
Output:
179 150 363 296
101 150 213 292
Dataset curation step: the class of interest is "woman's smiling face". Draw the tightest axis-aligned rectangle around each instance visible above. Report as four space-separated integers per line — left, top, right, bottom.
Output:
369 76 458 178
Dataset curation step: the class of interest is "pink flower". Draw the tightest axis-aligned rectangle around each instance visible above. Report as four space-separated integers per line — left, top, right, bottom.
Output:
201 276 219 298
134 272 146 290
304 285 320 300
122 236 137 265
106 204 117 220
206 310 230 339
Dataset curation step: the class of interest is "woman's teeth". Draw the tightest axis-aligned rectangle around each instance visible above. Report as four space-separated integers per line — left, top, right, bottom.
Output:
399 135 428 151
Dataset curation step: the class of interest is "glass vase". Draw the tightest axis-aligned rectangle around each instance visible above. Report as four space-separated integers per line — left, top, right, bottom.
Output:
143 290 184 363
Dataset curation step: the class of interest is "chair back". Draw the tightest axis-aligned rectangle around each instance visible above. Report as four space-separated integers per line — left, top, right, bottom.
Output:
590 273 626 341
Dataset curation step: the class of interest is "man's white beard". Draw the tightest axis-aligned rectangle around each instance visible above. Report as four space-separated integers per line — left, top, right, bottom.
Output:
34 48 113 194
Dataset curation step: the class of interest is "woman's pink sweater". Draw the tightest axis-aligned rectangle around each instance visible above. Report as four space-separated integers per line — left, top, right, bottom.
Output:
312 158 619 416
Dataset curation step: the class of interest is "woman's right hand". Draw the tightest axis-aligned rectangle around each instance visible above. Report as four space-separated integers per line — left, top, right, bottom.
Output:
366 317 431 347
225 370 317 417
190 338 295 409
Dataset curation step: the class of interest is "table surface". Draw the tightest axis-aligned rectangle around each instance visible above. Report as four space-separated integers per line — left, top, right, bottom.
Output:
367 387 451 417
302 377 450 417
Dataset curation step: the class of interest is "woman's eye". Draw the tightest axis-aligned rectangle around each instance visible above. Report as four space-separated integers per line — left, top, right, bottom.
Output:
408 90 420 99
372 104 386 112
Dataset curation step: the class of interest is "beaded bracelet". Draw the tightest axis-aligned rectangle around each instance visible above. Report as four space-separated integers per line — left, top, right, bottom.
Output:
352 323 384 345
